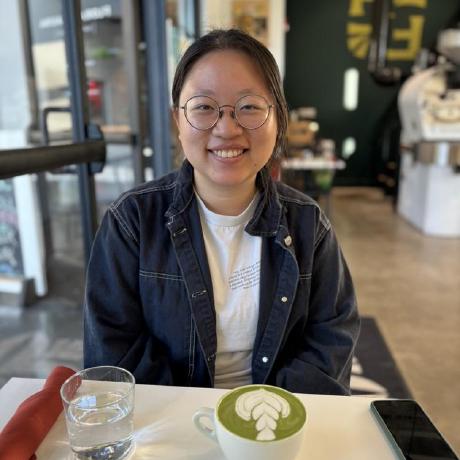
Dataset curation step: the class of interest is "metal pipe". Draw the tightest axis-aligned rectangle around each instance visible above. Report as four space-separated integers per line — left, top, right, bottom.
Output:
61 0 98 263
41 106 71 145
122 0 145 184
368 0 402 85
193 0 201 39
143 0 172 178
0 141 106 180
369 0 390 73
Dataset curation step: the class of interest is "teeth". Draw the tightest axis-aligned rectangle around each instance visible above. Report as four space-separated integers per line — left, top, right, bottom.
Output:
213 149 244 158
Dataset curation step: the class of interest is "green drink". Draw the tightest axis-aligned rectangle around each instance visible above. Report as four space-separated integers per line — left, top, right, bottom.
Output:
217 385 307 441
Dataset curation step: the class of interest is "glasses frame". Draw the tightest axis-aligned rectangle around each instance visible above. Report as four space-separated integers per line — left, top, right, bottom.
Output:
179 94 273 131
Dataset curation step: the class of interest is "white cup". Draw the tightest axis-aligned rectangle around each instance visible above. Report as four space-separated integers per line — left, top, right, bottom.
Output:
193 384 306 460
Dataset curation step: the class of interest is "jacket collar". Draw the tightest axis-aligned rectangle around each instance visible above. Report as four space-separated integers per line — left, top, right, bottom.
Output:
165 160 282 236
165 159 196 220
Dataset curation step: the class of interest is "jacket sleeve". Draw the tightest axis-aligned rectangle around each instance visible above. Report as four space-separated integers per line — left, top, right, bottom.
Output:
274 223 360 395
83 204 174 384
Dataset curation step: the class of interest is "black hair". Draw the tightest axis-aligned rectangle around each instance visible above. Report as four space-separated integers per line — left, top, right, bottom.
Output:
172 29 288 159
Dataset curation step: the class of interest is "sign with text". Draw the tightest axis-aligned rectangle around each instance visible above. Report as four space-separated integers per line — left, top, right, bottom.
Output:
347 0 427 61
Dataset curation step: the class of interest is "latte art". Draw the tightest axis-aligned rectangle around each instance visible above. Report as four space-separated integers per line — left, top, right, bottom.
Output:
235 389 291 440
217 385 306 442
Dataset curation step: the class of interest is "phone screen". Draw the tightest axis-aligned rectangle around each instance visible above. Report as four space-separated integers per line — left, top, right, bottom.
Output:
371 400 458 460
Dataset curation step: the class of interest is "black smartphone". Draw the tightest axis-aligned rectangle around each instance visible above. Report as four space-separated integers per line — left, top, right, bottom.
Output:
370 399 459 460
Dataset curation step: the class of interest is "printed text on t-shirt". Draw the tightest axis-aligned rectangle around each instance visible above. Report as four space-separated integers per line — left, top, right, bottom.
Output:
228 261 261 291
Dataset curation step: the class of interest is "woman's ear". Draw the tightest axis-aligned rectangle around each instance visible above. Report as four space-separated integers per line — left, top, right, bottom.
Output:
171 107 181 141
171 107 179 128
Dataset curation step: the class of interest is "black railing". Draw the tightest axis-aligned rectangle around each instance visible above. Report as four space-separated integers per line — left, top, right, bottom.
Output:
0 142 105 180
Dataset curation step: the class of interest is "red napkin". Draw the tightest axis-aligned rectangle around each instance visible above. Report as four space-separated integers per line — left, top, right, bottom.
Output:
0 366 75 460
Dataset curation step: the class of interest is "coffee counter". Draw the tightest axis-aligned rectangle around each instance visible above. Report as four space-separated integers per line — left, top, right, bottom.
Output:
0 378 399 460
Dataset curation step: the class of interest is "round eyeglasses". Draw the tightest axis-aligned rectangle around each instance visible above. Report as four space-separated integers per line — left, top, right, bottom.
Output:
179 94 273 131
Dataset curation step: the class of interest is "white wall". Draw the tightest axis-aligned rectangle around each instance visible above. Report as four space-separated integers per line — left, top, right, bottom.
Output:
0 1 31 132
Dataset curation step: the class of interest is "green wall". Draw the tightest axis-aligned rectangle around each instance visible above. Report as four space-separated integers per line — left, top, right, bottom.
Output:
284 0 460 185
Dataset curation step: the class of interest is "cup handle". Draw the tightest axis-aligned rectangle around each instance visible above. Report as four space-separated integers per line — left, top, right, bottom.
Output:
193 407 217 443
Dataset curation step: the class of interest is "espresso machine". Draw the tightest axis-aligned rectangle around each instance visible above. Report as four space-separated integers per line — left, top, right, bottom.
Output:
397 28 460 236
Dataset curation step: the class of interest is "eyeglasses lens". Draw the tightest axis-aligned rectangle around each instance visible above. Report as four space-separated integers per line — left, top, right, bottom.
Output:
184 95 269 130
185 96 219 130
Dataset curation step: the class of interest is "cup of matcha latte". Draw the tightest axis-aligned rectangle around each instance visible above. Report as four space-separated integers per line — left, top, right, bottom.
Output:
192 384 307 460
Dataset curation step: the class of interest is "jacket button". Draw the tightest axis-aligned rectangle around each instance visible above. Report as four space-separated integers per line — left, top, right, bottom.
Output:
281 296 288 303
262 356 269 363
284 235 292 246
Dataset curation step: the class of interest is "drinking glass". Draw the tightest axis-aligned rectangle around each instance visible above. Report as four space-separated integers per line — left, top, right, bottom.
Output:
60 366 135 460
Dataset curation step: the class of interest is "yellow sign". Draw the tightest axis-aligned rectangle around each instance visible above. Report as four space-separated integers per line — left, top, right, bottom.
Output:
348 0 374 17
347 22 373 59
393 0 426 7
387 15 425 60
346 0 427 61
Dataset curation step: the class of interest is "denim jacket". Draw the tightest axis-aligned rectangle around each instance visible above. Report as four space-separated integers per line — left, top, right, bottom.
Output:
84 160 360 395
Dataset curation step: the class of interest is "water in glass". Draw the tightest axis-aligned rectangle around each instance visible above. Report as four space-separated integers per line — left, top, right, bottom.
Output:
66 390 134 460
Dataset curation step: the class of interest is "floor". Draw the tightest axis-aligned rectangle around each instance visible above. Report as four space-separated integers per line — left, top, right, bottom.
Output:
0 186 459 452
0 258 84 386
329 187 460 453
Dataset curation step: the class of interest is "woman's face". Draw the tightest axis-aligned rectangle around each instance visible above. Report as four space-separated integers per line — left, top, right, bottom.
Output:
174 49 277 195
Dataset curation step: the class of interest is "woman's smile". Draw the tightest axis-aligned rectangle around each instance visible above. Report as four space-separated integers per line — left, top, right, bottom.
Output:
207 143 249 160
209 149 246 159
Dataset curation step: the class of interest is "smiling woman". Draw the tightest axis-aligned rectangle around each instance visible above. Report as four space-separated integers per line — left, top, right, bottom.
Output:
83 29 360 396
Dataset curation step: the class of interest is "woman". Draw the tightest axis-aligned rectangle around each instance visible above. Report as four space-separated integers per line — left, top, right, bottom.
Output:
84 29 360 395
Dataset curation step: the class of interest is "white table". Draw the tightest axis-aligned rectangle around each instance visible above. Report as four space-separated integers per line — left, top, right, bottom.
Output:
0 378 398 460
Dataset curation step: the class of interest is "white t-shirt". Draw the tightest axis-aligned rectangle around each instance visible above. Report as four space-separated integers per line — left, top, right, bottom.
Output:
195 192 262 389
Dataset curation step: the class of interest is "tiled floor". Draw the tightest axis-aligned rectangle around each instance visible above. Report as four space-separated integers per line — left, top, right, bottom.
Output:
330 187 460 453
0 186 459 453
